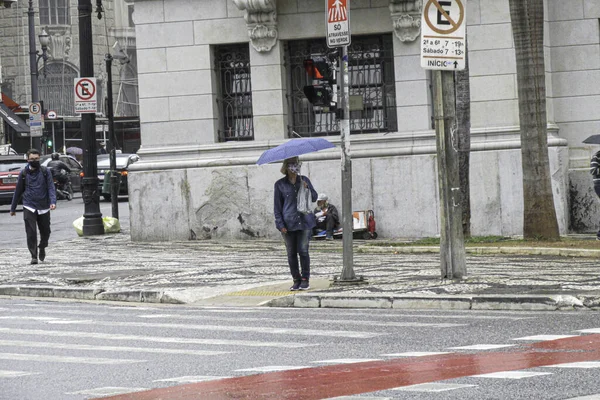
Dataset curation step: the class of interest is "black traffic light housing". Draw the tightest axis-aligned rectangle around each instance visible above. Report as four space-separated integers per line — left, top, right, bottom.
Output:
303 57 336 107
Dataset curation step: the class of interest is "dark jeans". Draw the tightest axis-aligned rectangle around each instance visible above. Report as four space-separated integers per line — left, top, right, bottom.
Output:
282 229 311 282
316 215 339 236
23 208 51 259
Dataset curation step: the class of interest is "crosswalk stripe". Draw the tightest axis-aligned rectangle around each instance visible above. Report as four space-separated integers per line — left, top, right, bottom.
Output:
0 370 38 378
235 366 311 372
0 352 144 365
0 339 230 356
543 362 600 369
0 316 382 338
67 387 148 396
0 327 312 348
513 335 578 341
153 376 231 383
471 371 552 379
381 352 452 357
312 359 382 364
135 314 464 328
448 344 516 350
391 383 477 392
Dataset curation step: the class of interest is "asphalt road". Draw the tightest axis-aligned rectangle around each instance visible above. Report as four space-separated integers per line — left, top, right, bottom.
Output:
0 193 130 250
0 299 600 400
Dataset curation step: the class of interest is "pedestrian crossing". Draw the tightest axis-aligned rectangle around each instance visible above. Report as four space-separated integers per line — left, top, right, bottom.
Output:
0 300 599 400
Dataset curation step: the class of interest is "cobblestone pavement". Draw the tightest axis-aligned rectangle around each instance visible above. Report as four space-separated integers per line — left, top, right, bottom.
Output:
0 233 599 306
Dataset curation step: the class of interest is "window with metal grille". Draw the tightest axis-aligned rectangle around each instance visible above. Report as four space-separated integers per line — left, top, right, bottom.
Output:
39 0 70 25
286 35 397 137
38 62 78 116
215 44 254 141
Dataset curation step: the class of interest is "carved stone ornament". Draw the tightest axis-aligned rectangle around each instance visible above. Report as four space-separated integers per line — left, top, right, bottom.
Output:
44 26 72 61
233 0 277 52
389 0 422 42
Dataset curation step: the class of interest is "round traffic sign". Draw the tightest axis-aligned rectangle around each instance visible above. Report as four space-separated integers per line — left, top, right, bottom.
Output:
29 103 41 114
47 110 57 119
75 78 96 101
424 0 465 35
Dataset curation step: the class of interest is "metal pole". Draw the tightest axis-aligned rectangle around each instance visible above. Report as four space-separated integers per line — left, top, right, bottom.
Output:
433 70 466 279
335 46 364 285
105 55 119 220
27 0 40 150
79 0 104 236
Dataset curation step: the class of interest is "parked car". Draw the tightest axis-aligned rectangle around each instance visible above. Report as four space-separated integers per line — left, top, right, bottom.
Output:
40 153 84 192
97 153 139 201
0 155 27 205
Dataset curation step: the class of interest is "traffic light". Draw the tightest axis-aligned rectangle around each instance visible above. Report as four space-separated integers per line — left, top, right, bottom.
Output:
303 84 333 107
303 57 336 107
46 139 53 148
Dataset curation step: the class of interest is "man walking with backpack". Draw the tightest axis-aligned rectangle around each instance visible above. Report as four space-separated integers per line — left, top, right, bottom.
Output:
10 149 57 264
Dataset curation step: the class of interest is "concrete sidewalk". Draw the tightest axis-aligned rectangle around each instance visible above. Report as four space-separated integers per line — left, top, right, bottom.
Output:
0 233 599 310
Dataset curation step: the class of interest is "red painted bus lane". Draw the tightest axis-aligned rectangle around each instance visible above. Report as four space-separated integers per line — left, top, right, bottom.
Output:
102 334 600 400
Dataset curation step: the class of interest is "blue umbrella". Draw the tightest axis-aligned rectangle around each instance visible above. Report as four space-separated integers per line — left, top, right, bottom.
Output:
256 138 336 165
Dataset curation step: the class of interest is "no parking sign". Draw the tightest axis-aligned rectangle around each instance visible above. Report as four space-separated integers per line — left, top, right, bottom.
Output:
74 77 97 113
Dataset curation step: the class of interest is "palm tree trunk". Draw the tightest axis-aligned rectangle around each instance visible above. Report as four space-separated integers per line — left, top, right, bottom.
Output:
508 0 559 239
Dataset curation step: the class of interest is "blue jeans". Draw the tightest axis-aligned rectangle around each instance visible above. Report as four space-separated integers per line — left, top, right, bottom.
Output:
282 229 311 282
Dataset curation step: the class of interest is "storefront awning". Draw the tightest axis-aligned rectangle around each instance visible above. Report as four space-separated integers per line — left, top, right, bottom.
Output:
0 102 30 134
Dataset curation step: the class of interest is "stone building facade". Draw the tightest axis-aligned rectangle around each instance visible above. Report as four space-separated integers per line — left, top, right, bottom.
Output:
0 0 138 152
128 0 600 241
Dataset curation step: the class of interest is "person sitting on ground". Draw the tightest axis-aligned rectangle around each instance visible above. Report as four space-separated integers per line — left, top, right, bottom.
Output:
314 193 340 240
47 153 71 186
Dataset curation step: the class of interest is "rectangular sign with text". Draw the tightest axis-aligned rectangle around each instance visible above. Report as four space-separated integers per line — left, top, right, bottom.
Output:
326 0 351 48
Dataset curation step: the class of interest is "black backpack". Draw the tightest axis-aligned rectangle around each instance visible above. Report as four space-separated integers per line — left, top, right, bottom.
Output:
20 165 49 189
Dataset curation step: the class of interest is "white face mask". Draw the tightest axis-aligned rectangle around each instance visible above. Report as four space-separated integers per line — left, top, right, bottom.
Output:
287 163 301 174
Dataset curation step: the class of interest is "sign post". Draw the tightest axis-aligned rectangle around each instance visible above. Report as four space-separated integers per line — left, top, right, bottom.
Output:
421 0 467 279
326 0 364 285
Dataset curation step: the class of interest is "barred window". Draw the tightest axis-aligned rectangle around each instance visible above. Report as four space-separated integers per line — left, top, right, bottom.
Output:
38 62 78 116
39 0 70 25
287 35 397 137
215 44 254 141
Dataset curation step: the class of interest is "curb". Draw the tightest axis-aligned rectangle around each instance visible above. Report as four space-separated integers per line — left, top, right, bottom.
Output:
265 293 600 311
0 286 185 304
357 246 600 258
2 285 600 311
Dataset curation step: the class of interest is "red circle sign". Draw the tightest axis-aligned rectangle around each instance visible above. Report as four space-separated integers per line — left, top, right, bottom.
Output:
75 78 96 101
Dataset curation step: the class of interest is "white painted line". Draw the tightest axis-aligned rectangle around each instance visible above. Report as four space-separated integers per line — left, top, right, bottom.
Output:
47 320 93 325
577 328 600 334
543 362 600 369
0 327 311 348
1 317 382 339
391 383 477 392
311 359 382 364
0 370 38 378
448 344 516 350
68 387 148 396
154 376 231 383
512 335 578 341
235 366 311 372
0 353 144 365
563 395 600 400
472 371 552 379
0 339 230 356
380 352 452 357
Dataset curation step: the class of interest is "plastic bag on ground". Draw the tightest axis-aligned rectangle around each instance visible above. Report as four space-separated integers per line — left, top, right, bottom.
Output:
73 216 121 235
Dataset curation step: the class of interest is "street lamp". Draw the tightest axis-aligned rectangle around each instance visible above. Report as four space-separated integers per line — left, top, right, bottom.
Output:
105 41 129 220
28 0 50 149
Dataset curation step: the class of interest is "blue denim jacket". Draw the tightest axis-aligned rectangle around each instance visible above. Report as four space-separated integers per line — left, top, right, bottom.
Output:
274 175 318 232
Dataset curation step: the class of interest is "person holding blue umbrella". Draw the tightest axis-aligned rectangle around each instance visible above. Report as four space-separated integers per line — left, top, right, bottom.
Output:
274 157 318 290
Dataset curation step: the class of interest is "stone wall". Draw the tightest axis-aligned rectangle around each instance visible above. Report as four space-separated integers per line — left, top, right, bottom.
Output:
127 0 594 241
